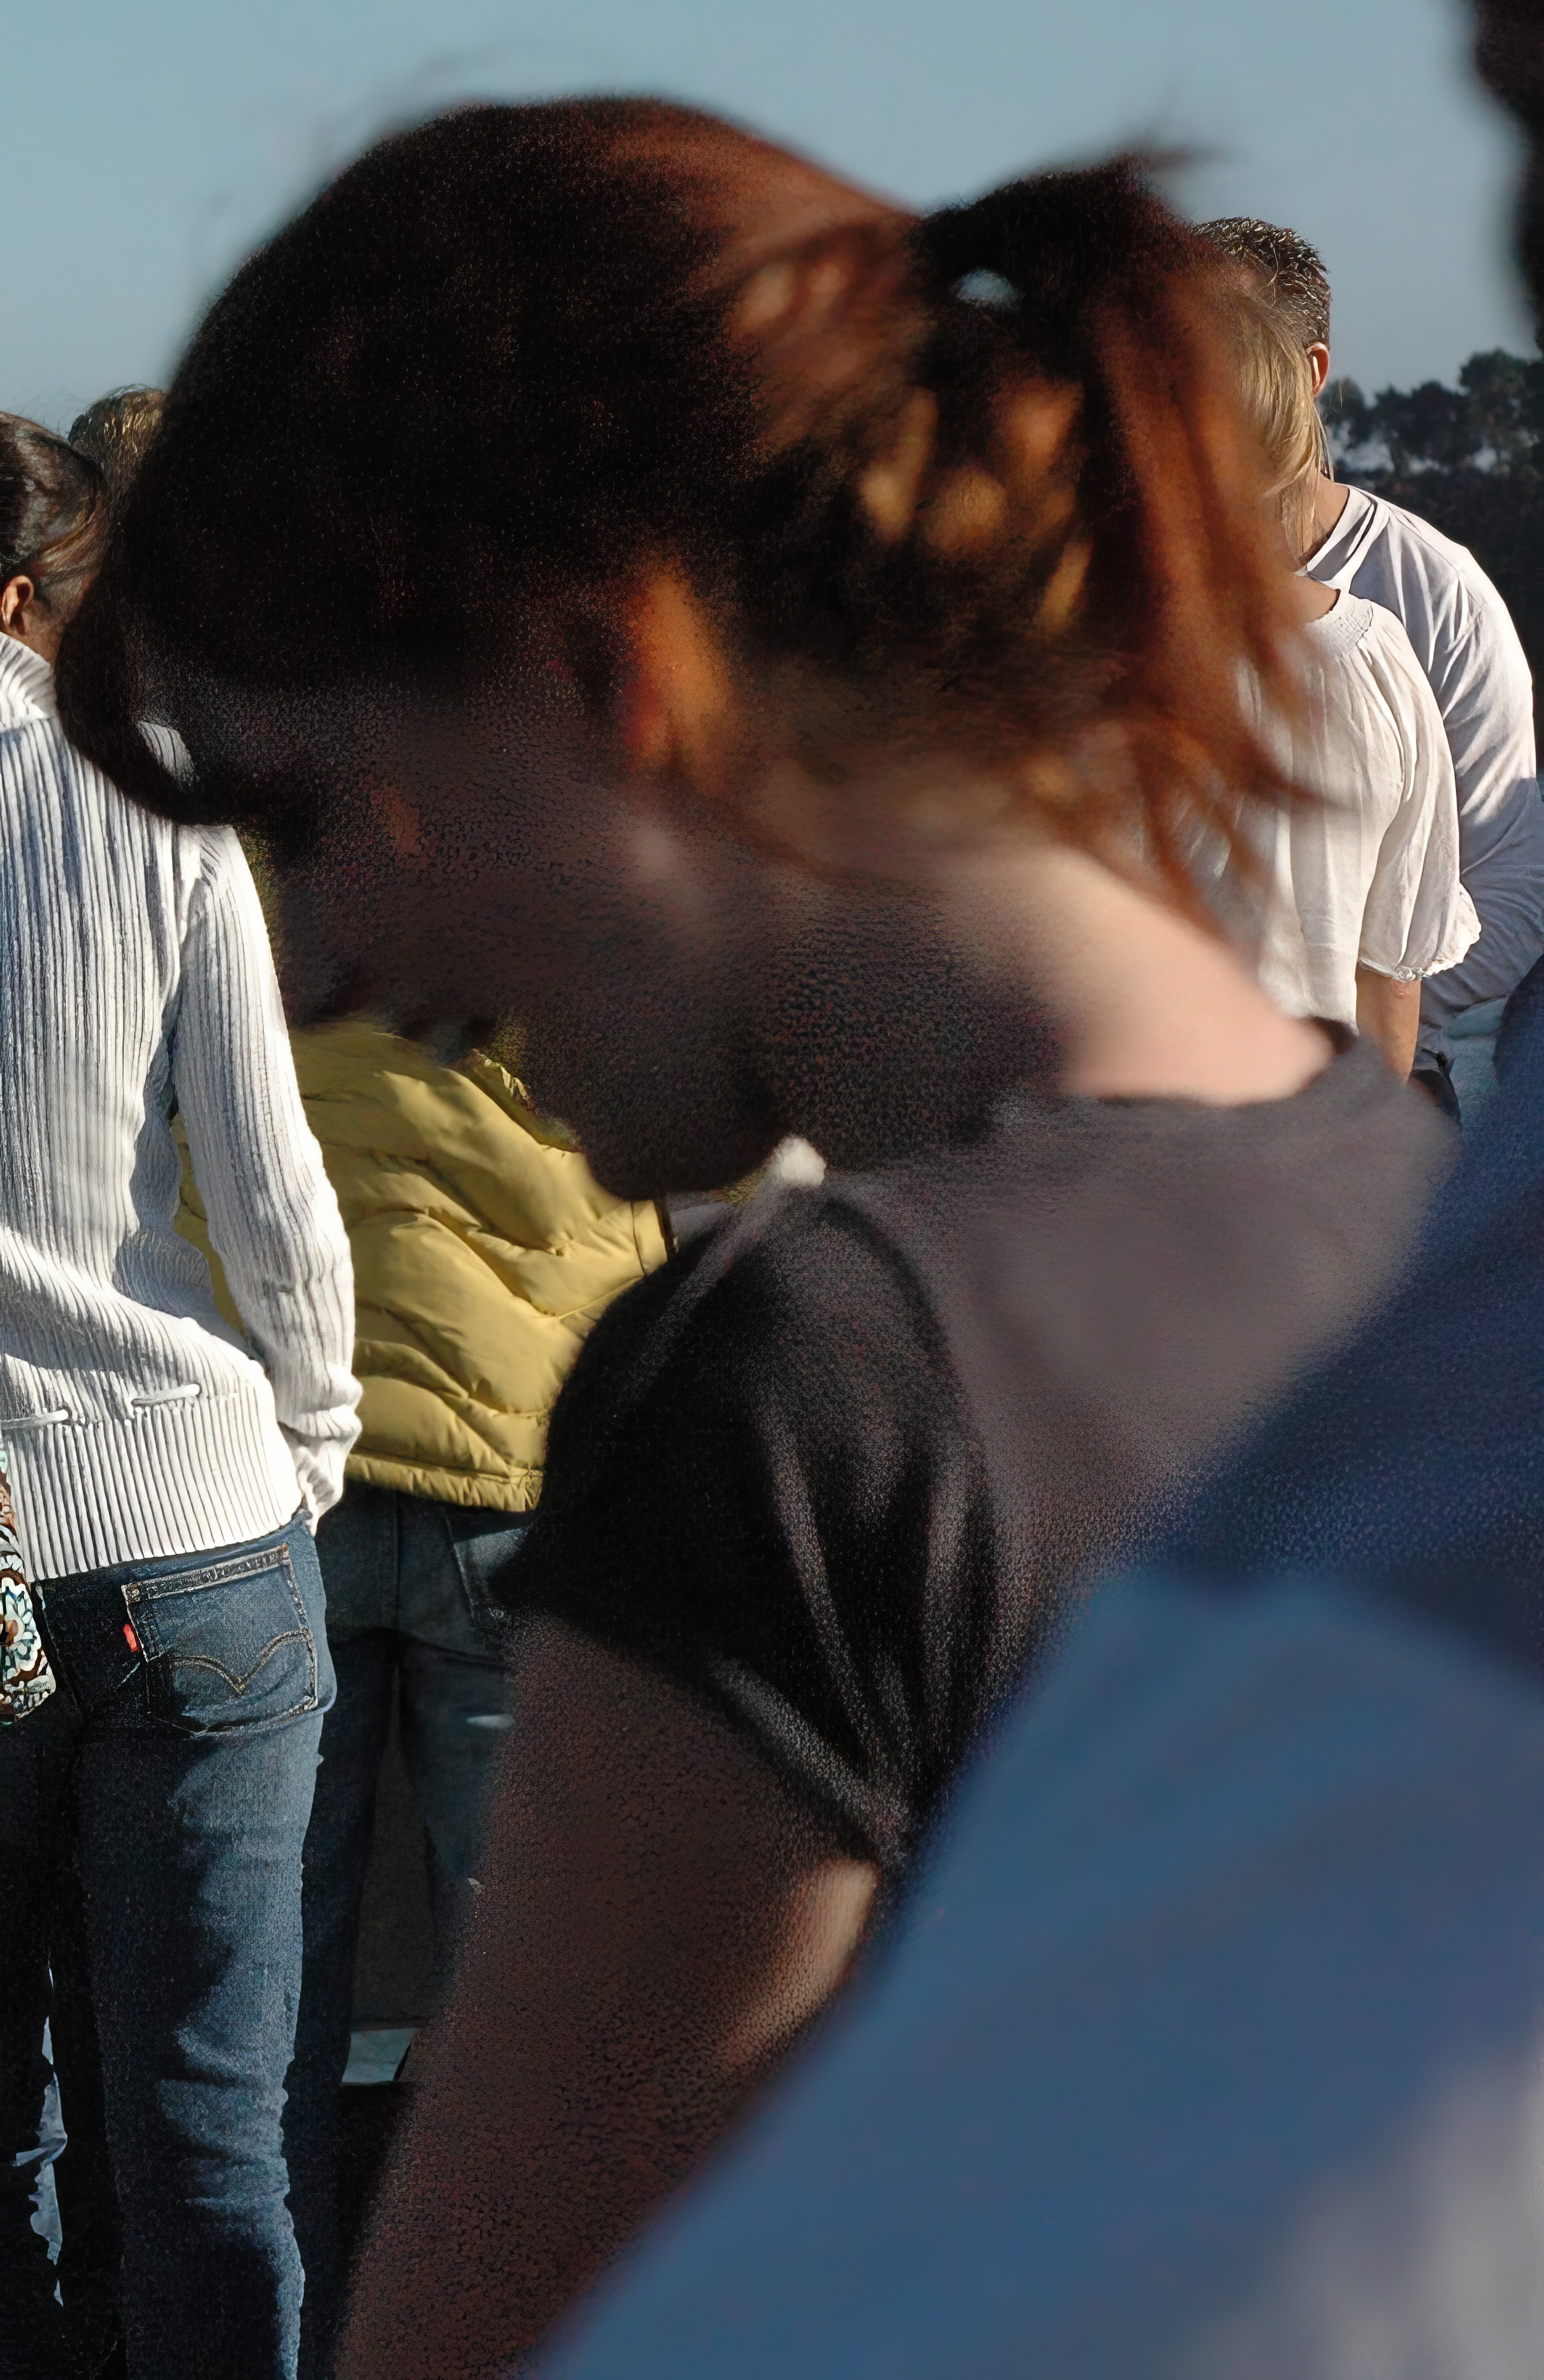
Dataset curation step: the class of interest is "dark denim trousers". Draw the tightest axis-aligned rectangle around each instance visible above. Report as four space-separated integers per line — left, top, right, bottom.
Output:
282 1485 526 2379
0 1516 330 2380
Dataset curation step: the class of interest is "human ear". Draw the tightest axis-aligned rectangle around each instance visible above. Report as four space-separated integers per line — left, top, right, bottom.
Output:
0 575 38 637
1305 342 1332 397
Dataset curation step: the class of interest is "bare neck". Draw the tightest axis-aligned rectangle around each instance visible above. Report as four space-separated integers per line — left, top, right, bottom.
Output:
940 841 1332 1108
747 777 1335 1176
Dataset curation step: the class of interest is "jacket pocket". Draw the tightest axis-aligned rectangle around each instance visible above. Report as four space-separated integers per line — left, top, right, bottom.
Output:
125 1540 320 1732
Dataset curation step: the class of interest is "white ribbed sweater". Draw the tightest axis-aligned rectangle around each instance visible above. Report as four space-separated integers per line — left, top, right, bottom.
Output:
0 636 359 1579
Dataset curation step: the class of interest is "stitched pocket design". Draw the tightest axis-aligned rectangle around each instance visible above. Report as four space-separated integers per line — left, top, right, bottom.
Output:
125 1542 319 1732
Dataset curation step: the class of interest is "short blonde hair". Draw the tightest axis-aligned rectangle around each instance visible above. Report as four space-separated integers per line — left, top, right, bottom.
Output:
1228 293 1332 553
1198 219 1331 348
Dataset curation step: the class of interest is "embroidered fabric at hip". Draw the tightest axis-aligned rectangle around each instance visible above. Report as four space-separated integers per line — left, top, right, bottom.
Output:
0 1452 55 1723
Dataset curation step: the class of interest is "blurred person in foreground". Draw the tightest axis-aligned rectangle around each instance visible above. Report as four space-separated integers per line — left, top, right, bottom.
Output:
1195 289 1477 1076
55 115 1456 2377
1201 213 1544 1115
0 407 359 2380
520 1034 1544 2380
179 1023 670 2377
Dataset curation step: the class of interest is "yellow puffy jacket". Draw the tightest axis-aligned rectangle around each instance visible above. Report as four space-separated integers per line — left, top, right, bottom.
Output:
177 1023 669 1512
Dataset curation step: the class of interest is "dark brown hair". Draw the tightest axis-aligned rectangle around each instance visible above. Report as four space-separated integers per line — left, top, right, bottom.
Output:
58 101 1299 898
1197 218 1331 351
0 414 102 611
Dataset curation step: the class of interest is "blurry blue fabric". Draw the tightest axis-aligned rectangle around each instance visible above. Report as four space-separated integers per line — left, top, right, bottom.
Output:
529 1016 1544 2379
533 1580 1544 2378
1161 1007 1544 1668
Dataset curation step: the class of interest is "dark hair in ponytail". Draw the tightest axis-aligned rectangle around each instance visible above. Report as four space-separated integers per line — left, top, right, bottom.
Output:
1 415 102 612
58 103 1295 895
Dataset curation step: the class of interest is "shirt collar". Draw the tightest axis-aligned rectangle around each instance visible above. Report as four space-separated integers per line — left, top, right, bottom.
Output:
0 633 58 725
1301 480 1374 578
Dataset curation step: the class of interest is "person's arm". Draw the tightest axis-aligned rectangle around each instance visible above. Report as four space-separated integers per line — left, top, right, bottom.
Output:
1415 596 1542 1023
1355 964 1423 1080
171 830 360 1521
1355 621 1479 1084
336 1204 984 2374
337 1620 878 2380
1421 770 1544 1024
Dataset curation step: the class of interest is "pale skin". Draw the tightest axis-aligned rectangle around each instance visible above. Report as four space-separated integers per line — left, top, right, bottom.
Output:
1354 963 1423 1079
331 556 1334 2379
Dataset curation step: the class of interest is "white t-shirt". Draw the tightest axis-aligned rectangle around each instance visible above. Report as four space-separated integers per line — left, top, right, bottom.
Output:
1196 594 1478 1032
1304 484 1543 1055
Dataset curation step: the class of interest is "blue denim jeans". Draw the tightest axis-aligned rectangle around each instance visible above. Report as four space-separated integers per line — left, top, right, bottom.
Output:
282 1485 526 2379
0 1515 330 2380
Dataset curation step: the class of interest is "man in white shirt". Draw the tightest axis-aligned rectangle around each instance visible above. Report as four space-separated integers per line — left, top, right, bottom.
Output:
1200 217 1544 1112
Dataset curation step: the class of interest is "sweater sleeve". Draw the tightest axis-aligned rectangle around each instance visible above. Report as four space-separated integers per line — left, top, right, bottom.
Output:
170 831 360 1524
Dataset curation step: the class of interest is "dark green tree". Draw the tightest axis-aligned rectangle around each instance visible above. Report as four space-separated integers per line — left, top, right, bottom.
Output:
1458 349 1544 470
1322 375 1373 461
1327 350 1543 724
1371 380 1480 473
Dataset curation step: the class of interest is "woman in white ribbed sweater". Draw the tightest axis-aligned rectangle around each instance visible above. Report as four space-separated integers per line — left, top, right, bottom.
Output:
0 415 359 2380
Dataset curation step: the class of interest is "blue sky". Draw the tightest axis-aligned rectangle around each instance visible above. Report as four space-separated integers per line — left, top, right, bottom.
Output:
2 0 1532 429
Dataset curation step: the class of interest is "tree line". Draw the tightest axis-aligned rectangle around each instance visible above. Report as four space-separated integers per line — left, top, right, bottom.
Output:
1324 351 1544 716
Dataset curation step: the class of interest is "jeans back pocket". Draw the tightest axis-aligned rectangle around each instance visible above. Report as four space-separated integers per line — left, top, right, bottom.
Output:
126 1539 320 1732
